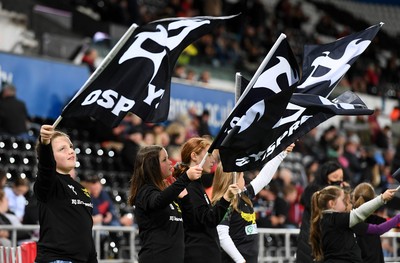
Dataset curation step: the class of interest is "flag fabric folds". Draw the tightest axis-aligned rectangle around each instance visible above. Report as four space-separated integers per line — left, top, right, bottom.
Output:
215 24 382 172
61 15 238 127
209 36 301 171
296 23 382 97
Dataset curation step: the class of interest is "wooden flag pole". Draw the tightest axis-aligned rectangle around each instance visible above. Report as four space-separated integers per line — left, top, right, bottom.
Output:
52 23 139 129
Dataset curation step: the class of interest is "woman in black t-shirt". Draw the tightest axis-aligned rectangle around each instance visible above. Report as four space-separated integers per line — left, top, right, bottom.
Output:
173 137 239 263
128 145 203 263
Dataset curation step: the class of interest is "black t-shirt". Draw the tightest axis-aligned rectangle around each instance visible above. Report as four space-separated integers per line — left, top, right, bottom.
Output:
134 174 191 263
220 185 258 263
352 214 386 263
181 179 230 263
321 211 362 263
34 143 97 263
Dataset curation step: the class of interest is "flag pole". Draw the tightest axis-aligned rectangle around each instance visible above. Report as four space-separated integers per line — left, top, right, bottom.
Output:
52 23 139 129
235 33 286 106
199 153 209 168
207 33 286 154
232 72 242 185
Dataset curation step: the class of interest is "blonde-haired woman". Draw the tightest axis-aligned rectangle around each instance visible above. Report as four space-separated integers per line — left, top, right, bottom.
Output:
211 144 294 263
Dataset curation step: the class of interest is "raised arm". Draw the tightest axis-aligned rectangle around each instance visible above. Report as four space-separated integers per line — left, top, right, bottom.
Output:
250 143 294 194
350 189 396 227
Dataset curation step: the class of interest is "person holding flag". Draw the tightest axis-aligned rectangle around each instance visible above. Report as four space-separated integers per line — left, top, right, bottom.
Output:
127 145 204 263
172 137 240 263
309 185 396 263
34 125 97 263
211 144 295 263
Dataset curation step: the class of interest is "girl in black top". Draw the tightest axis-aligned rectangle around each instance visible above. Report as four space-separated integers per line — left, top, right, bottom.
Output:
212 145 294 263
34 125 97 263
296 161 347 263
309 185 396 263
127 145 203 263
173 137 239 263
351 182 400 263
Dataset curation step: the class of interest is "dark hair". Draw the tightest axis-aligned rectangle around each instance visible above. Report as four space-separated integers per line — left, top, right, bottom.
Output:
128 145 165 206
314 161 342 186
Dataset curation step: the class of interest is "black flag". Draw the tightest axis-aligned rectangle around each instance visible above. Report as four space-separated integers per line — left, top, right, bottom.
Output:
61 15 238 127
208 36 300 171
296 23 382 97
219 90 373 172
215 24 382 171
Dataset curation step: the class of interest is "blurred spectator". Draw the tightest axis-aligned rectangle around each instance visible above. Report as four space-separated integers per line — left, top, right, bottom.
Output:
364 63 381 95
341 137 363 186
368 108 382 145
283 184 303 228
202 0 222 16
86 175 121 226
0 84 31 139
173 64 187 79
119 129 143 172
0 189 32 244
186 69 196 82
165 122 186 165
177 44 199 65
198 70 211 84
290 2 309 29
254 182 288 229
0 189 12 247
0 168 7 189
81 48 99 73
315 14 339 37
112 113 144 142
375 125 391 150
4 177 30 221
198 109 211 137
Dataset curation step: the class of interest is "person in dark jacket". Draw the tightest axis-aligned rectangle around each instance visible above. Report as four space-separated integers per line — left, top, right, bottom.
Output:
128 145 214 263
172 137 239 263
296 161 347 263
0 84 30 138
34 125 97 263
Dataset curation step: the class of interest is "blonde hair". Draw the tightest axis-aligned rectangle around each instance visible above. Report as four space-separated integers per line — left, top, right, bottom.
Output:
211 163 252 212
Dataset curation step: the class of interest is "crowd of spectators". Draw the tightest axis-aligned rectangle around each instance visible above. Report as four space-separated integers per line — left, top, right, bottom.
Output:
64 0 400 101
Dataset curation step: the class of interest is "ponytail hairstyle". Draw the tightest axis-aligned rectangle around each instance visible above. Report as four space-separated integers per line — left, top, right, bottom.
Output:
128 145 165 206
352 182 375 209
310 185 343 261
172 137 211 178
211 163 252 211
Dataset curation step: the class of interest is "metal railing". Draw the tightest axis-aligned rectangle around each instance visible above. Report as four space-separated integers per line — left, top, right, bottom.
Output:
2 225 400 263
